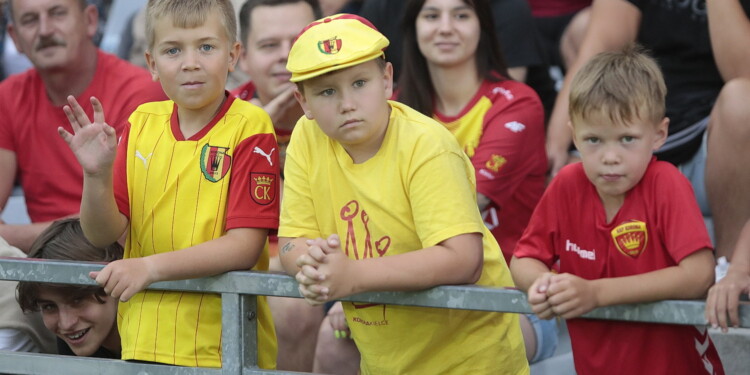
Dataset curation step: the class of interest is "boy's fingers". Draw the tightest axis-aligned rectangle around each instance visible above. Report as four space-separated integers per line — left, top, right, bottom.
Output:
300 264 325 281
58 127 73 144
715 290 729 331
90 97 106 124
88 271 99 280
326 234 340 248
705 289 718 328
66 95 91 126
308 246 327 262
727 290 741 329
62 106 81 132
94 266 111 286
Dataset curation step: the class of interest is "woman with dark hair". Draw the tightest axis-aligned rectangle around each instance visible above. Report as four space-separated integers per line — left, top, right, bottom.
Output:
398 0 555 364
17 218 123 358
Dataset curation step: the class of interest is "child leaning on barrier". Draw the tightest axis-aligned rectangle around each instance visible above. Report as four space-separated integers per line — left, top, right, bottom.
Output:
510 45 725 375
277 13 528 374
17 218 122 358
57 0 280 368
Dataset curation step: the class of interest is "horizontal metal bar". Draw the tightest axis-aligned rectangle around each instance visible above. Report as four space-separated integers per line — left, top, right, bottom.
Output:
1 258 748 327
0 351 310 375
0 351 222 375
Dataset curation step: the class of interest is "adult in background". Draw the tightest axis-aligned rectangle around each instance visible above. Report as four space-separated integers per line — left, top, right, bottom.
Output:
0 0 164 252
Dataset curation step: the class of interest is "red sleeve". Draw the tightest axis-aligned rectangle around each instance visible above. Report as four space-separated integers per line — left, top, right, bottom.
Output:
513 167 570 267
653 164 714 262
225 133 280 230
113 124 131 218
472 84 546 208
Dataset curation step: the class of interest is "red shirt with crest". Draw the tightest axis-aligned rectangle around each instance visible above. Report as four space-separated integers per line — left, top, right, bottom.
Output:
515 158 723 375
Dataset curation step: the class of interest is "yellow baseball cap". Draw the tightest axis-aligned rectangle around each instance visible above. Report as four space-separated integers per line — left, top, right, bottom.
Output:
287 14 389 83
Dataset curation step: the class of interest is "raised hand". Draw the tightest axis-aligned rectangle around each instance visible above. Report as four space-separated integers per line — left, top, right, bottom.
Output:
58 96 117 177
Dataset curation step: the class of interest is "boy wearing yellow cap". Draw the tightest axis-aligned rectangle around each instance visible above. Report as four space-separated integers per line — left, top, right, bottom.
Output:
277 14 529 374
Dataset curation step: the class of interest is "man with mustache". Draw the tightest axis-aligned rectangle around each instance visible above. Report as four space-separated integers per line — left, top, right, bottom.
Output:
0 0 164 252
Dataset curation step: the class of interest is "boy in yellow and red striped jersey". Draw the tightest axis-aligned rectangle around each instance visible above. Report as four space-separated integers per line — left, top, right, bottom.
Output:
58 0 279 368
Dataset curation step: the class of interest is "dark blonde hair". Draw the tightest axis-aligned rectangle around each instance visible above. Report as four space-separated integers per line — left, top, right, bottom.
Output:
16 219 123 313
569 44 667 127
146 0 238 51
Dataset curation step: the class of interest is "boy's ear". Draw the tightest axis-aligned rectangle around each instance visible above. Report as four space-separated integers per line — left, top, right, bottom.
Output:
144 50 159 82
383 62 394 100
293 87 313 119
652 117 669 150
228 41 242 73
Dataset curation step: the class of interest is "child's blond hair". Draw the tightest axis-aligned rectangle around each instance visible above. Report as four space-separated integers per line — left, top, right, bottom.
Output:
569 44 666 127
145 0 237 51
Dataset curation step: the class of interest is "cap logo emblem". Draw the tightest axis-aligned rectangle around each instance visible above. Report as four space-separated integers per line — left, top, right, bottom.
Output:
318 37 343 54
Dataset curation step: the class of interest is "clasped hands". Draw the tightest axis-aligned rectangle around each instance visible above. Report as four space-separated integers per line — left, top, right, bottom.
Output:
527 272 599 320
295 234 353 305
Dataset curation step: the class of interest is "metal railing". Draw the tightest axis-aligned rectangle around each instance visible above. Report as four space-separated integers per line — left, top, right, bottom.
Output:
0 258 748 374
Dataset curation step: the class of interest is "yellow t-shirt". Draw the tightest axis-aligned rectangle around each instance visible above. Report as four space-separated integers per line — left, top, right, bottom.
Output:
113 97 278 368
280 101 528 374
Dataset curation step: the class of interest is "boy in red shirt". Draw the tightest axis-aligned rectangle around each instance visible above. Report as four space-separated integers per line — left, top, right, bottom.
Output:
511 46 724 375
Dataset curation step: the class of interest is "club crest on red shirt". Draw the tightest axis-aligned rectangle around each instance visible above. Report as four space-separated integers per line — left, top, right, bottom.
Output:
250 172 276 205
200 144 231 182
611 220 648 258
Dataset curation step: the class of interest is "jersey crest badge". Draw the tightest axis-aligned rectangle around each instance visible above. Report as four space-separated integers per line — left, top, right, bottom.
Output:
485 154 507 172
611 220 648 258
250 173 276 205
200 144 232 182
318 37 342 54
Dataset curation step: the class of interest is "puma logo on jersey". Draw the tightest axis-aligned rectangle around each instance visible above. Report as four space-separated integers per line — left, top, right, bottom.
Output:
253 146 275 166
135 150 153 168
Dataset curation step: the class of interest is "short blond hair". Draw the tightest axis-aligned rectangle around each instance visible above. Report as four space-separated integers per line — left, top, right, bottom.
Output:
146 0 237 51
569 45 666 127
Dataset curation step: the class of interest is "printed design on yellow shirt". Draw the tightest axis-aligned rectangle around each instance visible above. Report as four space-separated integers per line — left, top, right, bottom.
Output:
251 173 276 205
611 220 648 258
200 144 231 182
340 200 391 260
340 200 391 325
351 303 388 326
485 154 507 173
318 37 342 54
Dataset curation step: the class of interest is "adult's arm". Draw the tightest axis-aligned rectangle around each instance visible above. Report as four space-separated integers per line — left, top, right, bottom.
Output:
546 0 641 175
0 149 50 252
706 0 750 81
706 220 750 330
